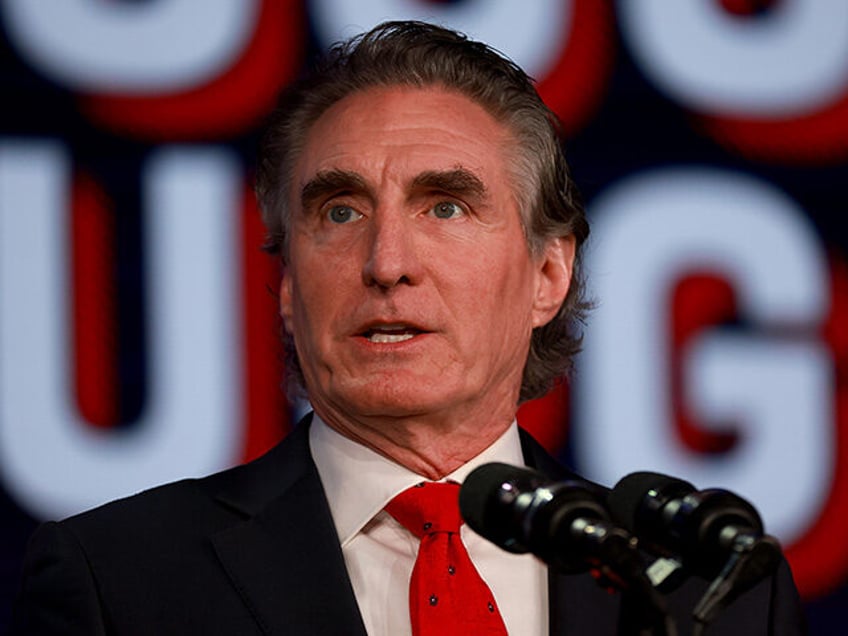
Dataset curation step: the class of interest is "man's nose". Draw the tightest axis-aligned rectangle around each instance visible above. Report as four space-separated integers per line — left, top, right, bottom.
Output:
361 213 423 289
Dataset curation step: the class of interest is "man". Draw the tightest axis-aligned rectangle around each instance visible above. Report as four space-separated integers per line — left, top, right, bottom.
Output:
13 21 805 635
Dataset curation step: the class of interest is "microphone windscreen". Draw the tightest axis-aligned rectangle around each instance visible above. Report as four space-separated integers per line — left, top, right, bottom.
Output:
459 462 535 536
608 471 694 530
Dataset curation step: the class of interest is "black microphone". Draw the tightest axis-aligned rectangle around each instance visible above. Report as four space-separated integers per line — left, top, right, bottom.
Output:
607 471 781 579
459 463 641 576
608 471 782 627
460 463 678 635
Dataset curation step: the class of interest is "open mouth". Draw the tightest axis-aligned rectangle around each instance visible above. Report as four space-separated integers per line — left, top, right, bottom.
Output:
360 324 425 344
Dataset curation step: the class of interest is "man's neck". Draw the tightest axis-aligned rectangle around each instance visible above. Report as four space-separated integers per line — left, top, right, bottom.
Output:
314 409 516 480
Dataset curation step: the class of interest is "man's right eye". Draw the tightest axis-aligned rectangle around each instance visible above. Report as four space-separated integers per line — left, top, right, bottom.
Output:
327 205 362 224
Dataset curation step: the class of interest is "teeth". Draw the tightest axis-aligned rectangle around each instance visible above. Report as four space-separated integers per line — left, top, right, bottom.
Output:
369 332 415 343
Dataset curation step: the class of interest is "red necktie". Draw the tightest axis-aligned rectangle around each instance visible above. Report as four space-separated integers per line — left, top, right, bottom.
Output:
385 482 508 636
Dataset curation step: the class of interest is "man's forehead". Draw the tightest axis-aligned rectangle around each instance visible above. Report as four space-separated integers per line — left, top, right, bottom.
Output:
291 86 513 201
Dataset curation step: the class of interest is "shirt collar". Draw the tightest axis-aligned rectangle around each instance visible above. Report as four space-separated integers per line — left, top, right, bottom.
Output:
309 413 526 546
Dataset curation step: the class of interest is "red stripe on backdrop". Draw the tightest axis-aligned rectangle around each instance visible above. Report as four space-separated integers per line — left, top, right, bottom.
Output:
71 171 120 428
671 274 739 454
79 0 305 140
537 0 615 137
697 93 848 165
240 185 290 464
517 380 571 456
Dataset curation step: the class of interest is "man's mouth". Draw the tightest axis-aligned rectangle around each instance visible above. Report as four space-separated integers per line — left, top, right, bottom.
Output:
360 324 425 344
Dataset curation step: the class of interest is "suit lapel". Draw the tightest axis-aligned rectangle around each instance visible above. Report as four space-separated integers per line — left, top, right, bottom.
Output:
210 421 368 636
519 428 622 636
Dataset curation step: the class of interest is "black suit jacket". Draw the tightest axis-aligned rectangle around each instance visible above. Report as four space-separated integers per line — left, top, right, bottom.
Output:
12 420 806 635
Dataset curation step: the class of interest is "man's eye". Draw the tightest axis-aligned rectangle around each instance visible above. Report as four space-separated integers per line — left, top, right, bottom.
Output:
327 205 362 224
430 201 464 219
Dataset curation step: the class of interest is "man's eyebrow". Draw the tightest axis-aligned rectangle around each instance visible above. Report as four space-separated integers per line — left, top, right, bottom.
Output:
300 170 369 209
411 168 488 199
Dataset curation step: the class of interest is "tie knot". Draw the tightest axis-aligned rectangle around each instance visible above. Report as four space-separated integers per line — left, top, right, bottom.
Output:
385 482 463 538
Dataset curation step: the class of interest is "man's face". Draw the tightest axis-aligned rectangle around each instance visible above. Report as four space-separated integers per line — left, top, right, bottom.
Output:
280 86 572 426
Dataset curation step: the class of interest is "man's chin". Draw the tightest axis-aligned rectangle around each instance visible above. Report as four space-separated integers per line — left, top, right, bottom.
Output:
319 377 461 421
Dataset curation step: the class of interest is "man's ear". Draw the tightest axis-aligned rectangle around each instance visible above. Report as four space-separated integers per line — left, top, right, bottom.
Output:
531 235 576 328
279 266 294 333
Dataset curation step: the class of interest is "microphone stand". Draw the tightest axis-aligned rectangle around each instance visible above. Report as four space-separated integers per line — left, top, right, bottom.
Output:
691 531 782 635
571 523 677 636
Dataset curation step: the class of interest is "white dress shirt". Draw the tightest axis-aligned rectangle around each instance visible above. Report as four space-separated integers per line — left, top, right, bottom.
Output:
309 415 548 636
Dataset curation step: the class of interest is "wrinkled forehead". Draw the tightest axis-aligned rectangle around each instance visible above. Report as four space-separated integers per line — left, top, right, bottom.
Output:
289 85 525 211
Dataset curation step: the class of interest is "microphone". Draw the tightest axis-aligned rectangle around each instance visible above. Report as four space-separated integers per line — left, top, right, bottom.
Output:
460 463 678 635
459 463 641 577
607 472 781 579
607 471 782 627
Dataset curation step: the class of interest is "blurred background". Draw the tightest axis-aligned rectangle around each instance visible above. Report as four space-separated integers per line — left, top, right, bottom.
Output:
1 0 846 632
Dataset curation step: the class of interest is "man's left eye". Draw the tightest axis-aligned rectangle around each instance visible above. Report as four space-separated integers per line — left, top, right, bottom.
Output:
430 201 464 219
